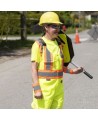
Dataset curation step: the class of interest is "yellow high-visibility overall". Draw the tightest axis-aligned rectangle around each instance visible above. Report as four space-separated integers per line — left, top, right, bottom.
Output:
31 36 65 109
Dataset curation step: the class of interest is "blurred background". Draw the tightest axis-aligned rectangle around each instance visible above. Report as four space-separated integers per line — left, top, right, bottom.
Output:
0 11 98 40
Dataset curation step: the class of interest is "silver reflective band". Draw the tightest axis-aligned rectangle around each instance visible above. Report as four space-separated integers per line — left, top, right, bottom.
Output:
38 71 63 77
33 86 41 91
46 48 51 70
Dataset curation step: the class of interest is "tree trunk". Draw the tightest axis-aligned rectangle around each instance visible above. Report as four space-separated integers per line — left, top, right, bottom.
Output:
20 12 27 40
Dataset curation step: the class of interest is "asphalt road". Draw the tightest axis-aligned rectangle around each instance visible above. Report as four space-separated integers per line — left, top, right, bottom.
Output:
63 40 98 108
0 55 32 108
0 31 98 109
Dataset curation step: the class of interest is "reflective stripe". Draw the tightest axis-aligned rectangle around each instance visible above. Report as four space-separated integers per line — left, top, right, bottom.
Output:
38 71 63 77
63 67 73 74
46 48 51 70
36 38 64 78
44 46 53 70
33 86 41 91
45 42 63 70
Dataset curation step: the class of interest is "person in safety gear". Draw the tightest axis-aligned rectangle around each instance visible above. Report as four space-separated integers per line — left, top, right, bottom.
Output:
31 12 83 109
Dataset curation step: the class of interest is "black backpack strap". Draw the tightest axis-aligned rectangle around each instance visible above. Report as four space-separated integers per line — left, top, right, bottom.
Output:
57 36 65 44
36 38 46 55
56 37 63 45
37 38 46 46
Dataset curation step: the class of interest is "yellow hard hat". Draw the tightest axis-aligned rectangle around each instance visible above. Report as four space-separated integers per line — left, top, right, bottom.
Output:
39 12 62 26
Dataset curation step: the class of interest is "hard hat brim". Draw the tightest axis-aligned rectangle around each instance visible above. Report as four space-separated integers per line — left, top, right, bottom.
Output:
39 21 63 26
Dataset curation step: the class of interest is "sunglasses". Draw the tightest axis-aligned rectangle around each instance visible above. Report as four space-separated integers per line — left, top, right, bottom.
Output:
47 24 60 29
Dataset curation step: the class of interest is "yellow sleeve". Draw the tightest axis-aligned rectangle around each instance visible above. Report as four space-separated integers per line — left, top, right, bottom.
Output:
31 42 41 63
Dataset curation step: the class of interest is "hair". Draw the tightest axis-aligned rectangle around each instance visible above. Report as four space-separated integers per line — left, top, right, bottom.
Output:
41 24 48 36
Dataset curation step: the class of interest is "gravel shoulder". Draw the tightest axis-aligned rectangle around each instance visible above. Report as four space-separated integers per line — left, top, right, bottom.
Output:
0 48 31 64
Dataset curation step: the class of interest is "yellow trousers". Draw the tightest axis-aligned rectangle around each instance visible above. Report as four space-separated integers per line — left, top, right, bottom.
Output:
31 79 64 109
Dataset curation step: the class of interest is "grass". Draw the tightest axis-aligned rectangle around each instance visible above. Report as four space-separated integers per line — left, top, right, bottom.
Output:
0 40 34 50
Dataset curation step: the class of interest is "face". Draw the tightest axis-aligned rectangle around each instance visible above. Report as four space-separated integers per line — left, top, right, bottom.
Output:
45 24 60 39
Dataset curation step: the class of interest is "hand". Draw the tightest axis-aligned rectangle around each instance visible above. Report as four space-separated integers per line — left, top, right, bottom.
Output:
73 67 83 74
34 91 43 99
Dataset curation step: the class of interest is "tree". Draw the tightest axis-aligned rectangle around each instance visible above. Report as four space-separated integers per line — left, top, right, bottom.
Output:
20 11 27 40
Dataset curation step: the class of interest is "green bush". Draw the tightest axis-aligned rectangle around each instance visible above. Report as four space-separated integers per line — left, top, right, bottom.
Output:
0 40 34 50
0 11 91 36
